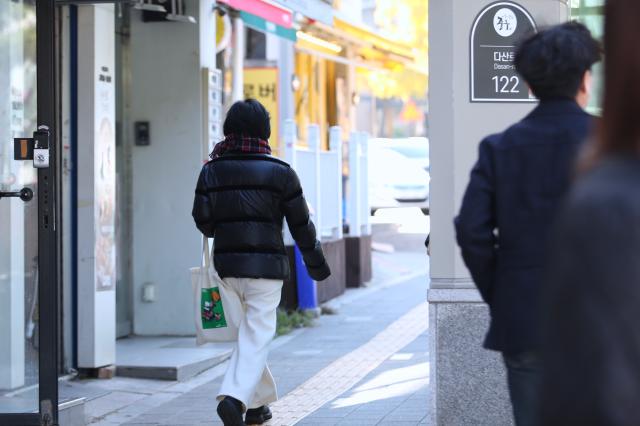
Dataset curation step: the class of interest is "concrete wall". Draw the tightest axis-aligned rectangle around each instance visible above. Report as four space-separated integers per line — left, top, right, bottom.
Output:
129 0 215 335
428 1 570 424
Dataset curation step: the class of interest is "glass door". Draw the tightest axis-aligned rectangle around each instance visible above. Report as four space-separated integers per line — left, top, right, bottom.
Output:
0 0 59 425
0 0 41 416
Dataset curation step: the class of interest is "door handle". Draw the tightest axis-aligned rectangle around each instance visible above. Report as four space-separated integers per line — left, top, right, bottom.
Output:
0 188 34 202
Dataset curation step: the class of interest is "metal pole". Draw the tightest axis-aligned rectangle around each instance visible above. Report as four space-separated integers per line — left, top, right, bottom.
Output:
329 126 343 240
347 132 361 237
308 124 322 237
359 132 371 236
283 119 297 246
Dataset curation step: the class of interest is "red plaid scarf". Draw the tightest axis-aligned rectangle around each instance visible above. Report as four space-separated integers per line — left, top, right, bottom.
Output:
210 134 272 159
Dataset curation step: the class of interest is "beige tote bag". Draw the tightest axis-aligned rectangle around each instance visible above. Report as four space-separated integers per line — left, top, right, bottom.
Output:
190 238 241 344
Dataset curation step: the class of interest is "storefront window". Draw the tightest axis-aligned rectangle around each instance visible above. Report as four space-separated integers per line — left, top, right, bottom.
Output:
246 28 266 60
571 0 604 114
0 0 39 412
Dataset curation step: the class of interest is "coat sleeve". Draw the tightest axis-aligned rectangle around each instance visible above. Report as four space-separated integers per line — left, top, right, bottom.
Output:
454 138 497 304
282 167 331 281
192 165 216 238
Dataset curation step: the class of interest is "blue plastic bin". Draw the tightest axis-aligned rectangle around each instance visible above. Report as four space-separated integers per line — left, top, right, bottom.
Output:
294 245 318 310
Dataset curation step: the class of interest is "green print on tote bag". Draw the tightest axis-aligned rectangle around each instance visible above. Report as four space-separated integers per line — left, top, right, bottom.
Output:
192 237 238 344
201 287 228 329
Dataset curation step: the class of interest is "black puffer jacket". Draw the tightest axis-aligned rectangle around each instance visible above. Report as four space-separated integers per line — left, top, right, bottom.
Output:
192 153 331 281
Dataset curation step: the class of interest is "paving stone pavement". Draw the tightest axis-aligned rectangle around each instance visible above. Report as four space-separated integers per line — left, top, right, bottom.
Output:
268 302 428 425
299 333 429 425
85 228 431 426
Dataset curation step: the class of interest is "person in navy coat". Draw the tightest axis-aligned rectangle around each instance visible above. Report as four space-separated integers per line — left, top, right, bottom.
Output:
541 1 640 424
454 22 601 426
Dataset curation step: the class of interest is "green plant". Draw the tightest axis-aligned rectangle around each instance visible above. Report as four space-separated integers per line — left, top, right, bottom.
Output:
276 309 315 336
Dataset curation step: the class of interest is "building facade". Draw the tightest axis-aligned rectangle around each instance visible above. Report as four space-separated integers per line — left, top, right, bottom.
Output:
0 0 413 422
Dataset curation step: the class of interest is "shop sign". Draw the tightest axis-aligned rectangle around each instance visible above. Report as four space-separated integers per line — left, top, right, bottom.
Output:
470 1 538 103
273 0 334 26
241 11 297 42
244 68 279 149
218 0 293 28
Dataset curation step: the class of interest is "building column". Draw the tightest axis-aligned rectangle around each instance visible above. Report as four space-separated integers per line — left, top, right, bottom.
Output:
278 38 295 138
231 15 245 102
77 3 117 369
428 0 569 424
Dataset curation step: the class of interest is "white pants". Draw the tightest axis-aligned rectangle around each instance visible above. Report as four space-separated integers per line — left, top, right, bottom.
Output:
217 277 283 411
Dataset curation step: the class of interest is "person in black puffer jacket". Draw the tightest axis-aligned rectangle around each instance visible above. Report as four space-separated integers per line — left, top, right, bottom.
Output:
192 99 330 426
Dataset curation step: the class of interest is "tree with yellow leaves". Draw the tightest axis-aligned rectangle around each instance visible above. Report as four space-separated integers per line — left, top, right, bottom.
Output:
357 0 429 100
374 0 428 58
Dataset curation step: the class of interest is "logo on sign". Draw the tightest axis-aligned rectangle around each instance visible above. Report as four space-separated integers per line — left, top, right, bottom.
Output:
493 8 517 37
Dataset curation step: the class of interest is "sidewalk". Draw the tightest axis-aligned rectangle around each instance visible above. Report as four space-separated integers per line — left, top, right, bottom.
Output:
299 328 429 425
106 278 428 426
79 214 430 425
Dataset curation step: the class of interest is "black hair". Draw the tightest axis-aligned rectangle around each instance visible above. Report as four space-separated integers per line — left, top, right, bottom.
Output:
514 21 602 101
223 99 271 140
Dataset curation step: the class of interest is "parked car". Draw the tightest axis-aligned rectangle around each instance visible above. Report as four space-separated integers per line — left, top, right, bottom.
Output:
368 147 430 215
369 137 430 172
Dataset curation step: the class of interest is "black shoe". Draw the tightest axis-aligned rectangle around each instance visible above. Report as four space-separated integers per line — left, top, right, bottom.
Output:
245 406 272 425
217 397 246 426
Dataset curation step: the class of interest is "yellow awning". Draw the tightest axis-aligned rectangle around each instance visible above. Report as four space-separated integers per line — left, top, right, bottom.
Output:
333 17 416 62
299 18 418 67
294 15 429 98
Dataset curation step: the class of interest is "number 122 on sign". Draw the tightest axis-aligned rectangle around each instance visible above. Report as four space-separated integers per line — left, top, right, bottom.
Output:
492 75 520 93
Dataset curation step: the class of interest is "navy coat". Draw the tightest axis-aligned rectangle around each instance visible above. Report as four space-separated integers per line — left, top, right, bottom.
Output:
540 156 640 425
454 99 593 355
